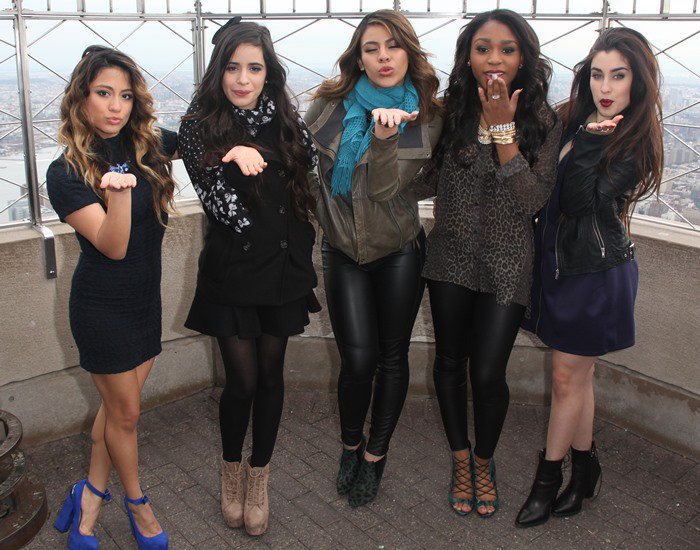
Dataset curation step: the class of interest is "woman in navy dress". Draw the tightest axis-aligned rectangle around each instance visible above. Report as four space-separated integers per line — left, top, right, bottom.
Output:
178 20 319 537
47 46 177 549
517 28 664 527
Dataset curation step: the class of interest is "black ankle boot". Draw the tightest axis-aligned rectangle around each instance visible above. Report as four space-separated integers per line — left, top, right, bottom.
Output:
552 442 601 517
336 437 365 495
515 449 563 528
348 455 386 508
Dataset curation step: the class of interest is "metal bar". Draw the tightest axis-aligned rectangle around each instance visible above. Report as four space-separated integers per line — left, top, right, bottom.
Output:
13 6 41 226
147 53 193 92
26 20 65 48
158 20 194 46
26 54 69 83
0 191 29 216
33 225 57 278
540 20 596 47
417 19 457 39
0 108 21 121
193 0 205 90
663 99 700 120
664 123 700 130
649 195 697 229
31 91 64 119
272 19 319 44
664 127 700 157
114 21 148 48
32 123 59 143
0 175 27 190
660 166 700 186
12 13 700 22
0 53 16 66
277 54 329 80
0 124 21 141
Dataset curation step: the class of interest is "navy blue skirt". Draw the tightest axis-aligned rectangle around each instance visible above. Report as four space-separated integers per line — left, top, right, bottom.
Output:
522 152 638 357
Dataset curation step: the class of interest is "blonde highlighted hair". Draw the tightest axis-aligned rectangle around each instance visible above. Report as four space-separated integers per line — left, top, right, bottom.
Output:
315 10 442 122
58 45 175 223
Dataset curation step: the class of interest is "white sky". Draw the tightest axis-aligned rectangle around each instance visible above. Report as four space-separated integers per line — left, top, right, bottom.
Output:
0 0 697 78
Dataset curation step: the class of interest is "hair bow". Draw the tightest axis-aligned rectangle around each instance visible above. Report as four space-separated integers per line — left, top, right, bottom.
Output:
212 16 242 45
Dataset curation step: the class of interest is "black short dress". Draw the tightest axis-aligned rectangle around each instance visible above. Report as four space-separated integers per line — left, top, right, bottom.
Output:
46 129 178 374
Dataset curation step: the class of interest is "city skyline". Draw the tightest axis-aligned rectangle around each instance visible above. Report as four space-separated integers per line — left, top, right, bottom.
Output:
0 7 697 228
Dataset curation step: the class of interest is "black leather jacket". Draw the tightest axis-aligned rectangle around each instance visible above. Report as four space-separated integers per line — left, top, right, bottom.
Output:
555 128 637 277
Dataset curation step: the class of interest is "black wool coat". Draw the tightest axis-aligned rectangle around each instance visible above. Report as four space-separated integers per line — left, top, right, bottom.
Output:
195 119 317 307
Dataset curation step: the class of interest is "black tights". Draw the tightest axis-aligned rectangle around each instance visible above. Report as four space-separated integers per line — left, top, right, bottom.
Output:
428 280 525 459
323 233 425 457
217 334 288 467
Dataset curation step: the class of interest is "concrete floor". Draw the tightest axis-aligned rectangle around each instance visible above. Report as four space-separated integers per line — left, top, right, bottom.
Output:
22 388 700 549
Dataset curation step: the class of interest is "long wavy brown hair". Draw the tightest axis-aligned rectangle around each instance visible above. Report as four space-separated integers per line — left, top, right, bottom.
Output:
314 9 442 122
183 22 315 221
437 9 556 167
58 45 175 223
559 27 664 223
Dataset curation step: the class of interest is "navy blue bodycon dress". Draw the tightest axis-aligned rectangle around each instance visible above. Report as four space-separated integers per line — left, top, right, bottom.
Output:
523 150 638 356
46 129 177 374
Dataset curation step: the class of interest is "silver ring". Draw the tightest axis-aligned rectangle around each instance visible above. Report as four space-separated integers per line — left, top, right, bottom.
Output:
491 94 501 100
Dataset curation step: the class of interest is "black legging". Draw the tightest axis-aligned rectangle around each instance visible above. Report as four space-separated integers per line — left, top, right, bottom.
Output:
428 280 525 459
217 334 288 467
323 232 425 457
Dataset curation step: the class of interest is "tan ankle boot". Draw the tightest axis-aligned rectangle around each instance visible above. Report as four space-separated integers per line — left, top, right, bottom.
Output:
220 458 245 528
244 458 269 536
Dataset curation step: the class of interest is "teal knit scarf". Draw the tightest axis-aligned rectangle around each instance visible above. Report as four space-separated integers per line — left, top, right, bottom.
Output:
331 74 419 197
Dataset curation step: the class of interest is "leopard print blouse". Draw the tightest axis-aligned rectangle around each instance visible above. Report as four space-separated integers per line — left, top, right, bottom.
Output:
415 117 562 312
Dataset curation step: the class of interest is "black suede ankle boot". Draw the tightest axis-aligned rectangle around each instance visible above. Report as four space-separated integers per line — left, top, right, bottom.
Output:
552 442 601 517
336 437 365 495
348 455 386 508
515 449 563 528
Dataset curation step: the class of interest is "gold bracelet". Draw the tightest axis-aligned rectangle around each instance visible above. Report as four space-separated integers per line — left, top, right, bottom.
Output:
491 135 517 145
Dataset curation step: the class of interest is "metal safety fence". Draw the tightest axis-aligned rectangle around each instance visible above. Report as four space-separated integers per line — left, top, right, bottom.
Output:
0 0 697 276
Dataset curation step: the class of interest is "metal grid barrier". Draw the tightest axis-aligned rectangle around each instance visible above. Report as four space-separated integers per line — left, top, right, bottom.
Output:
0 1 698 268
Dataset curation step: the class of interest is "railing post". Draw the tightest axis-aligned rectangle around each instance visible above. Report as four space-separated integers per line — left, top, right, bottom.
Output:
13 0 57 279
601 0 611 29
192 1 205 89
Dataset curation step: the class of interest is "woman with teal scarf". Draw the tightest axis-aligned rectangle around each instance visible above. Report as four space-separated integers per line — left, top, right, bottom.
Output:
304 9 443 508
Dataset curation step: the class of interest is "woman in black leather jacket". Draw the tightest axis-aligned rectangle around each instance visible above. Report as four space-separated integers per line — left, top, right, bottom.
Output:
517 28 663 527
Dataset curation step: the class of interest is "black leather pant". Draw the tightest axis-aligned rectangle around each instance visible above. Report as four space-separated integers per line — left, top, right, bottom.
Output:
428 280 525 459
323 230 425 457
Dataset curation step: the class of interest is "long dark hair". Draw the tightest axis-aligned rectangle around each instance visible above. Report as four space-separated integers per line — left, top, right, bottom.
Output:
315 9 442 122
58 45 175 223
559 27 663 222
184 21 314 220
439 9 556 165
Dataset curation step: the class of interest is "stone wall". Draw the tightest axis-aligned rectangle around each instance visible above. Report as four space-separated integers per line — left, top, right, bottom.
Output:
0 206 697 456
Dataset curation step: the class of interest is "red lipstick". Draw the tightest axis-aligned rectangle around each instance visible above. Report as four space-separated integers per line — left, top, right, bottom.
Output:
600 99 613 108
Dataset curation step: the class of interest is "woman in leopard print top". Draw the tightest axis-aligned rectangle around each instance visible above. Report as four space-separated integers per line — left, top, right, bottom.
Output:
413 9 561 517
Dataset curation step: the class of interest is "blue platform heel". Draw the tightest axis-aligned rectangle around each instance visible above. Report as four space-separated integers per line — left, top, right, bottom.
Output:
54 479 112 549
124 493 168 549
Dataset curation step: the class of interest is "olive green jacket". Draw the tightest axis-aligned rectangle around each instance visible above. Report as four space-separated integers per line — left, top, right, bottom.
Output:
304 98 443 264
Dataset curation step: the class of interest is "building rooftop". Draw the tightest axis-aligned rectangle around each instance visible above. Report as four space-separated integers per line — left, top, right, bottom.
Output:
23 389 700 549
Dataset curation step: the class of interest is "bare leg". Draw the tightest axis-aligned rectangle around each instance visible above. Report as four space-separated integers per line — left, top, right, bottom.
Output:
79 360 154 535
91 360 162 538
572 364 595 451
545 351 597 461
451 448 473 514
